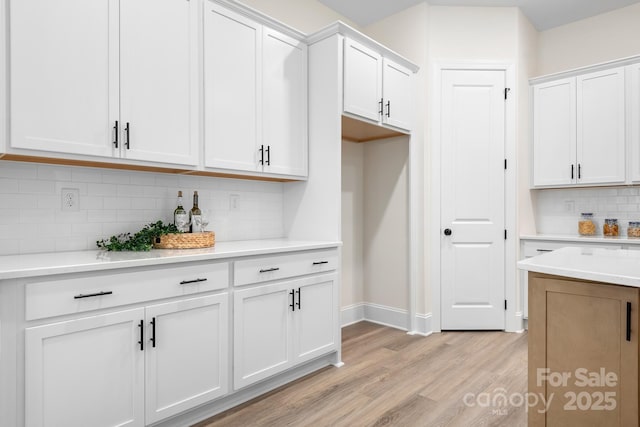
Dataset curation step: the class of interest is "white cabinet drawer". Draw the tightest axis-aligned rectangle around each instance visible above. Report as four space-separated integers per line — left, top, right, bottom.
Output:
233 249 338 286
25 261 229 320
522 240 621 257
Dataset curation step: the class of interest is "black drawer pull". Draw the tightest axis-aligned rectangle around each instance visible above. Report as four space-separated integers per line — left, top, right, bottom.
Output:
627 302 632 342
536 249 553 253
150 317 156 348
296 287 301 310
138 319 144 351
313 261 329 265
179 278 207 285
289 289 295 311
259 267 280 273
74 291 113 299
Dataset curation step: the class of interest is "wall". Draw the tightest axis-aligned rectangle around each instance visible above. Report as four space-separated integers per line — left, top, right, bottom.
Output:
362 1 428 320
236 0 360 33
0 161 284 255
537 2 640 76
341 141 364 308
535 187 640 236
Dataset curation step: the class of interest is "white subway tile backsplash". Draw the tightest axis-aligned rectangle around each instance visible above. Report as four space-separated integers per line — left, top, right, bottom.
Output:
1 161 284 254
536 187 640 236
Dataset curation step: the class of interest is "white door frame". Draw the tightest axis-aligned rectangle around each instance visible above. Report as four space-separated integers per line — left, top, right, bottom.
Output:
429 61 521 333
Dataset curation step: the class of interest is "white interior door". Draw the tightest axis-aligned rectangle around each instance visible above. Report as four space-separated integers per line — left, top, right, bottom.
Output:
440 69 506 330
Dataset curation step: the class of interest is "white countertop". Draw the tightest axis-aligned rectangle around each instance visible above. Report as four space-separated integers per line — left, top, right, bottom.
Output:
518 246 640 287
520 234 640 245
0 239 341 280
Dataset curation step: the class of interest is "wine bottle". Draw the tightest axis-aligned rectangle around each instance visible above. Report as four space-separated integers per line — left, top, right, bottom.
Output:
190 191 202 233
173 191 189 232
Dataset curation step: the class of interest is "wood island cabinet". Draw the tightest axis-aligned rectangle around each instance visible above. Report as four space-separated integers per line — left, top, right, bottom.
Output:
528 272 639 426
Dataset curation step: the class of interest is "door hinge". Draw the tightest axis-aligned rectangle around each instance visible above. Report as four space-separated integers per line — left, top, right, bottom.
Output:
504 299 508 310
504 88 511 100
504 229 507 240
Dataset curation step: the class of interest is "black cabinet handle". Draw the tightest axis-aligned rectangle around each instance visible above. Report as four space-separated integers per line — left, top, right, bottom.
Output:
444 228 452 236
266 146 271 166
627 302 632 342
150 317 156 348
259 267 280 273
179 278 207 285
296 287 301 310
113 121 119 148
571 164 574 180
386 100 391 117
578 164 581 179
74 291 113 299
259 145 264 165
138 320 144 351
536 249 553 253
289 289 295 311
313 261 329 265
378 98 384 115
125 122 130 149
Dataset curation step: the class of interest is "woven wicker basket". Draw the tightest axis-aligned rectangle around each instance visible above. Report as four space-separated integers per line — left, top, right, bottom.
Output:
153 231 215 249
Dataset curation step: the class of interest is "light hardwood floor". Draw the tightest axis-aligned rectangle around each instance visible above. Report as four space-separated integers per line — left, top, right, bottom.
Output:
195 322 528 427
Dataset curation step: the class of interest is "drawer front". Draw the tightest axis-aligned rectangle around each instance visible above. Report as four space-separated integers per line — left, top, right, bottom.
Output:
234 249 338 286
26 261 229 320
522 240 622 257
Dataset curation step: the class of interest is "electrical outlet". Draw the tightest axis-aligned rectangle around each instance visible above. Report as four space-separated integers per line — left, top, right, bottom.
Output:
61 188 79 212
229 194 240 211
564 200 575 213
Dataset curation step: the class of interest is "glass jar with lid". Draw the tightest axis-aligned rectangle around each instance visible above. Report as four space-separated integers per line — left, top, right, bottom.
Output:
604 218 619 237
578 213 596 236
628 221 640 238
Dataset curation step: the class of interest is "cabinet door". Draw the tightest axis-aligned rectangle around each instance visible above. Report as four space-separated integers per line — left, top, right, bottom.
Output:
382 58 413 132
629 63 640 183
528 274 638 426
343 38 382 123
25 308 145 427
262 28 308 177
204 4 261 173
233 282 293 389
532 78 576 187
119 0 199 166
577 67 626 185
293 275 338 364
10 0 118 157
145 294 228 424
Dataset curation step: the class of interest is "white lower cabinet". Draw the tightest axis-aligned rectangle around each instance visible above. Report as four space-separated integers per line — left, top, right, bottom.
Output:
25 294 228 427
233 274 338 389
145 294 228 424
25 308 146 427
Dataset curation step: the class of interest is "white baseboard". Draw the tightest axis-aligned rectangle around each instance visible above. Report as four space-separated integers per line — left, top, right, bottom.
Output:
341 303 433 336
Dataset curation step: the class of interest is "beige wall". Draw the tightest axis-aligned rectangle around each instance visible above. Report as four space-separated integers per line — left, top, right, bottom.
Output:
537 2 640 76
341 141 364 308
361 3 429 313
237 0 359 33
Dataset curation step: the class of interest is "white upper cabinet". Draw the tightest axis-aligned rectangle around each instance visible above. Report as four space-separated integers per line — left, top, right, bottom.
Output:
204 4 308 178
119 0 199 165
576 67 626 185
262 28 308 177
204 5 262 173
532 65 627 188
382 59 413 131
10 0 117 158
343 37 413 132
10 0 199 166
343 38 382 123
628 63 640 182
532 78 576 187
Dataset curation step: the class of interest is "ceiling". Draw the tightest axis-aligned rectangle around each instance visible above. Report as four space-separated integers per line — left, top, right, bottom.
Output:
317 0 640 30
